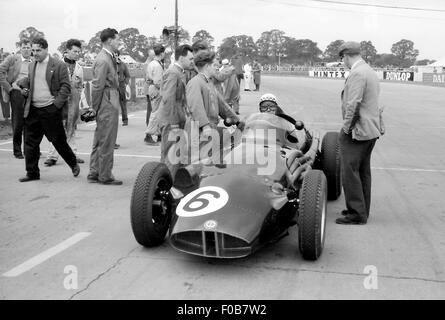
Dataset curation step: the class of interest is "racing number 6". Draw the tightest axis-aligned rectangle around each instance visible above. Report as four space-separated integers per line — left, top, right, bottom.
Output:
183 191 220 212
176 186 230 217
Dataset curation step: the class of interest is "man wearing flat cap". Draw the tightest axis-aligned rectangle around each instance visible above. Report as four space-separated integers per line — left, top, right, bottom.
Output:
336 41 385 225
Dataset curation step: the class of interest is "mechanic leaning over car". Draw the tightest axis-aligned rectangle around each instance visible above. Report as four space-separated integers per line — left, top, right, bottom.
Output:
336 41 385 225
185 50 245 164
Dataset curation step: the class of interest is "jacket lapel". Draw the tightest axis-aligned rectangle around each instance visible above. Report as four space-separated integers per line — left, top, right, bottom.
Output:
13 55 22 80
46 56 55 87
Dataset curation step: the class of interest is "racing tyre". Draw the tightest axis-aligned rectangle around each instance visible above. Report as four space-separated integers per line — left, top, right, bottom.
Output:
321 132 341 200
298 170 327 261
131 162 173 247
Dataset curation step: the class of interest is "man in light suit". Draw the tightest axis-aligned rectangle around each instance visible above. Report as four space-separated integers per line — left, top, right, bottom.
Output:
17 38 79 182
0 40 32 159
336 41 384 225
87 28 122 185
157 44 194 175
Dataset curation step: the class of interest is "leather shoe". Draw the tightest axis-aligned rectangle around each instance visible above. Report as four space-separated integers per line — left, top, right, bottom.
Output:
87 174 99 183
341 210 349 216
122 119 128 126
114 144 120 149
14 153 24 159
76 158 85 164
71 164 80 177
44 159 57 167
19 175 40 182
336 216 367 225
99 179 123 185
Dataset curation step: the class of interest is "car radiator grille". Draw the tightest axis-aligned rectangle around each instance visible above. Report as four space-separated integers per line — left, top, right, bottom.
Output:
170 231 251 258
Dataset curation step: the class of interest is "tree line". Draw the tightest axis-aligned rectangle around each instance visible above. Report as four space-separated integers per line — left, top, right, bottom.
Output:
8 26 436 68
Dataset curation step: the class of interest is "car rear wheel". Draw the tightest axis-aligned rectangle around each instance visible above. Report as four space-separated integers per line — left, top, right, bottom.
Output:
131 162 173 247
298 170 327 261
321 131 341 200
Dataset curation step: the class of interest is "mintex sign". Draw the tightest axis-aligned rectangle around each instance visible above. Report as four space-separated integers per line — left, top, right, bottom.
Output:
310 70 350 79
422 73 445 86
383 71 414 82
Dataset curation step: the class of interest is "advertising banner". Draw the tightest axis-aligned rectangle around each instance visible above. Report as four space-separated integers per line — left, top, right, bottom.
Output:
309 69 349 79
383 71 414 82
422 73 445 86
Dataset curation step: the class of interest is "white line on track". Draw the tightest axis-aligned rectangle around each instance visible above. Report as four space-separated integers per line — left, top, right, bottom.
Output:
0 148 443 172
2 232 91 278
0 140 12 145
372 167 445 173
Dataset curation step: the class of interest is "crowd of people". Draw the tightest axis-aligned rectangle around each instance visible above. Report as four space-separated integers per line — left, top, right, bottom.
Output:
0 30 385 226
0 28 255 185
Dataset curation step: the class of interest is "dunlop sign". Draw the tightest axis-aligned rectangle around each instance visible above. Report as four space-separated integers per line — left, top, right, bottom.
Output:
383 71 414 82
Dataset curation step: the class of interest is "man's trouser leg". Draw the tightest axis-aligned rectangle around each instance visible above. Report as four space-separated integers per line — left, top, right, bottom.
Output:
41 105 77 169
360 139 377 217
145 95 152 126
90 90 119 182
24 107 45 178
10 90 25 156
339 131 375 221
119 86 128 123
160 124 185 178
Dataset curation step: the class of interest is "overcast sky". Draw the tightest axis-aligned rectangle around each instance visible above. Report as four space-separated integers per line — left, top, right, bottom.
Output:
1 0 444 60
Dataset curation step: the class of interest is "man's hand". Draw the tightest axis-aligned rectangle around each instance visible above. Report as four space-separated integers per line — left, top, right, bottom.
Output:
236 120 245 132
21 88 29 98
201 124 213 140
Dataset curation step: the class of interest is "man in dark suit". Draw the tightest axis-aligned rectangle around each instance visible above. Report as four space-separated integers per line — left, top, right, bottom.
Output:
0 40 33 158
335 41 384 225
87 28 122 185
116 51 130 126
18 38 79 182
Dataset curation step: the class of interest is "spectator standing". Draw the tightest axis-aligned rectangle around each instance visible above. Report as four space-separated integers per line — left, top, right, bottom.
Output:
144 44 165 145
157 44 194 175
335 41 384 225
143 49 155 132
116 51 130 126
87 28 122 185
17 37 79 182
0 40 33 159
221 59 240 115
243 61 253 91
252 59 262 91
44 39 86 167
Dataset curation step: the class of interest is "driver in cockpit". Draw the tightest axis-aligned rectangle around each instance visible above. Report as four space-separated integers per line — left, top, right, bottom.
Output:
258 93 284 115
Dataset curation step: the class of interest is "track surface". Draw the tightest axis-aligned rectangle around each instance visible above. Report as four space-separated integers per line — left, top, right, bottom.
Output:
0 75 444 299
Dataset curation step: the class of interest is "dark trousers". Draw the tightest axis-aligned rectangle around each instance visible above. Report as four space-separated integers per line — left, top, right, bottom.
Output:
118 86 128 122
145 95 152 126
10 90 25 155
236 74 244 85
24 105 77 177
339 131 377 220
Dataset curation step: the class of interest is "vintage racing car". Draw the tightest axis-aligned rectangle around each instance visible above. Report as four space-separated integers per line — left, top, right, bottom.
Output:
130 112 341 261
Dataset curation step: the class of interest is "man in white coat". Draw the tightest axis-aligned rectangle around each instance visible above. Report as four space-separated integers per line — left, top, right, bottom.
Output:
243 61 253 91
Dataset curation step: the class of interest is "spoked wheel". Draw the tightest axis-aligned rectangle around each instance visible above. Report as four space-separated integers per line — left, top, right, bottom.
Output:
298 170 328 261
131 162 173 247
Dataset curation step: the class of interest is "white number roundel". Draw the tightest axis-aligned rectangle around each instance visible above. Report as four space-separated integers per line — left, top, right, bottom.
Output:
176 186 229 217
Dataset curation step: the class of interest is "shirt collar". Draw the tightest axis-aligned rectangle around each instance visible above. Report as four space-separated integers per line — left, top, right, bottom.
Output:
21 55 30 62
103 48 114 58
174 62 184 73
351 59 363 71
199 73 210 83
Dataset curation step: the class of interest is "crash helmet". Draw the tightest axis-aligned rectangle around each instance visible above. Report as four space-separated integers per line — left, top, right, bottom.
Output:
259 93 283 115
